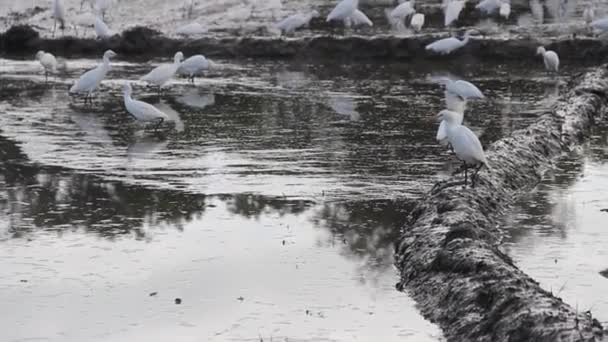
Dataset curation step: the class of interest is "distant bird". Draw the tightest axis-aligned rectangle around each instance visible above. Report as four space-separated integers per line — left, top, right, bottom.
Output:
175 22 208 37
476 0 501 14
346 9 373 27
591 17 608 34
583 5 595 26
426 30 475 54
410 13 425 31
123 82 169 132
536 46 559 73
386 0 415 30
327 0 358 24
276 10 319 35
72 12 96 37
94 16 112 39
530 0 544 23
94 0 112 20
69 50 116 104
140 52 184 91
499 1 511 18
443 79 485 99
437 109 488 187
445 0 465 26
52 0 66 37
178 54 209 83
35 50 57 82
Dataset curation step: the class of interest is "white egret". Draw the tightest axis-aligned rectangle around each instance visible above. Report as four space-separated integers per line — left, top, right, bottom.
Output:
94 0 112 20
175 22 208 37
411 13 425 32
442 79 485 99
72 12 96 37
140 52 184 91
346 9 373 27
52 0 66 37
530 0 544 23
445 0 465 26
123 83 169 132
276 10 319 35
436 101 464 144
499 1 511 18
387 0 415 30
476 0 501 14
583 5 595 25
591 17 608 33
94 16 112 39
35 50 57 82
178 54 209 83
536 46 559 73
426 30 475 54
69 49 116 104
437 109 488 187
327 0 358 23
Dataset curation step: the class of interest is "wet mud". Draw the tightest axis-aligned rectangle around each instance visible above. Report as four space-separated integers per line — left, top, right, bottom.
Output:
395 67 608 340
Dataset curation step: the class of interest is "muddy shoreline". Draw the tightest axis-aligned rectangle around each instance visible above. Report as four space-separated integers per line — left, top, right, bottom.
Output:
395 68 608 340
2 24 608 61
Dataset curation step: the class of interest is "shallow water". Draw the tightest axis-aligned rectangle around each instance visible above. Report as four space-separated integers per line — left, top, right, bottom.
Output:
0 56 588 341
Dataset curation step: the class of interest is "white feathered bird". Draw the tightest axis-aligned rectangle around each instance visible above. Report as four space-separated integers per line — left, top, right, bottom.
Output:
178 55 209 83
536 46 559 73
276 10 319 35
94 16 112 39
327 0 358 23
346 9 373 27
591 17 608 32
52 0 66 37
175 22 208 37
140 52 184 90
387 0 415 30
36 50 57 82
426 30 475 54
499 1 511 18
410 13 425 31
123 83 169 131
437 109 488 187
445 0 465 26
69 49 116 103
476 0 501 14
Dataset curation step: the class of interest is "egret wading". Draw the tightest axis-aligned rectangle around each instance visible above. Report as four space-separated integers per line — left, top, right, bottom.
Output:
425 30 475 54
123 83 169 132
140 52 184 92
69 49 116 104
437 109 488 187
276 10 319 36
52 0 66 37
536 46 559 74
178 54 209 83
36 50 58 82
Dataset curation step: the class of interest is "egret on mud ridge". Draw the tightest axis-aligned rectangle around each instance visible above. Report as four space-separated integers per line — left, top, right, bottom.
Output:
140 52 184 91
94 16 112 39
276 10 319 35
411 13 425 32
36 50 57 82
444 0 465 27
123 83 169 132
175 22 208 37
52 0 66 37
435 78 484 145
346 9 374 27
426 30 475 54
386 0 415 30
536 46 559 73
437 109 488 187
69 49 116 104
327 0 358 25
178 54 209 83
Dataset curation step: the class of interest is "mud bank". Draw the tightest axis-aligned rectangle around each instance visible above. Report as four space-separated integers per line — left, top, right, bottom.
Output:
395 68 608 340
2 24 608 61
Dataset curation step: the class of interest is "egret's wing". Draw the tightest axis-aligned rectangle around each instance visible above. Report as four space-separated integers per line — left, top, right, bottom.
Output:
327 0 355 21
349 10 373 26
141 64 172 82
451 80 484 99
130 100 167 122
71 66 100 92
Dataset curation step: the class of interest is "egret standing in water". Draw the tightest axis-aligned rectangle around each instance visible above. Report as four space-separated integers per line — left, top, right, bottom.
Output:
175 22 208 37
69 49 116 104
536 46 559 74
178 54 209 83
52 0 66 37
140 52 184 92
276 10 319 35
426 30 475 54
437 109 488 187
35 50 57 82
123 83 169 132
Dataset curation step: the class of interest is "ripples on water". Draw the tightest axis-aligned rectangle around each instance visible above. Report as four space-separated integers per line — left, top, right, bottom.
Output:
0 56 583 341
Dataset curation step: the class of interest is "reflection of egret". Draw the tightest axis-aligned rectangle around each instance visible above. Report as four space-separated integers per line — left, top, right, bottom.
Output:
140 52 184 91
123 83 169 132
328 95 360 121
154 101 185 132
176 89 215 110
127 136 169 161
425 30 475 54
276 10 319 35
437 109 488 187
410 13 425 31
536 46 559 74
36 50 57 82
346 9 373 27
69 50 116 104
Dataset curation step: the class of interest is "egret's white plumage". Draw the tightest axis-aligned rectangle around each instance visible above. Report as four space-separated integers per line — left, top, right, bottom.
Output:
445 0 465 26
583 6 595 25
438 109 487 186
499 1 511 18
175 22 208 37
94 0 112 19
536 46 559 73
123 83 169 129
178 55 209 82
276 10 319 35
327 0 358 22
346 9 373 27
73 12 96 37
410 13 425 31
591 17 608 32
387 0 415 30
52 0 66 37
36 50 57 82
444 79 485 99
476 0 501 14
94 16 112 39
426 30 474 54
69 50 116 102
140 52 184 89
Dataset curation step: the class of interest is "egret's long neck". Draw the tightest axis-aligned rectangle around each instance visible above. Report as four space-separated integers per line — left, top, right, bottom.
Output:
102 56 111 69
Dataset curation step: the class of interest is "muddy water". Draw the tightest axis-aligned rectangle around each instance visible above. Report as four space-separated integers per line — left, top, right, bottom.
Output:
503 121 608 326
0 56 580 341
